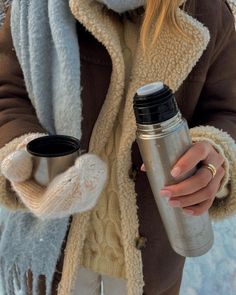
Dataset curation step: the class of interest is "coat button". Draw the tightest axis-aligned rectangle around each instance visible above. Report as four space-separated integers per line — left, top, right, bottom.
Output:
129 164 139 182
135 236 148 250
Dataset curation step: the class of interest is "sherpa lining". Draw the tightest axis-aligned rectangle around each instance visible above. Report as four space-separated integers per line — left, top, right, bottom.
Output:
190 126 236 220
59 0 211 294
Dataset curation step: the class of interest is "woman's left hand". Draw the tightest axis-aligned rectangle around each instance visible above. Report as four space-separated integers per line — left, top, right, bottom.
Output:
141 141 225 216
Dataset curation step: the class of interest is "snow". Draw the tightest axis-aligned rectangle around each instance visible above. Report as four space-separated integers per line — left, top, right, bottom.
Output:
180 215 236 295
0 213 236 294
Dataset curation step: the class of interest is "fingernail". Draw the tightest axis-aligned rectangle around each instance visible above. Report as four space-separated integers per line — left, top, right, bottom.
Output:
171 167 181 178
140 164 146 172
168 200 181 207
183 209 194 216
159 190 172 198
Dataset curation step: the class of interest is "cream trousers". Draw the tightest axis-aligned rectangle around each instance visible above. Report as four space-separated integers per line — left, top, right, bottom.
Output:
73 267 128 295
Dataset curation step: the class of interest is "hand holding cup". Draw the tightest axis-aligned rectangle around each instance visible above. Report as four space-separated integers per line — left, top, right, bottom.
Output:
1 134 107 219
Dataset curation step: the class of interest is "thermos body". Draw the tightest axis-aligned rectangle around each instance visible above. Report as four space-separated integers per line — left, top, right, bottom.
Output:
136 114 214 257
134 82 214 257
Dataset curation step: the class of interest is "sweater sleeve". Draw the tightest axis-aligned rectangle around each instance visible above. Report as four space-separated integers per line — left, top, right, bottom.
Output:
0 9 46 211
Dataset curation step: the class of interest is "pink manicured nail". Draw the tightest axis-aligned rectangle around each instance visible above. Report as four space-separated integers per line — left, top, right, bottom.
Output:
140 164 146 172
159 190 172 198
183 209 194 215
168 200 181 207
171 167 181 178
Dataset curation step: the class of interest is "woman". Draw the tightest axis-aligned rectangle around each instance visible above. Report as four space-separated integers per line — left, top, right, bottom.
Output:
0 0 236 294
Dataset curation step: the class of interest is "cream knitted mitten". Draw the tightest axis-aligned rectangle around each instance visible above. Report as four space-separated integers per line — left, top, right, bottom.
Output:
1 135 108 219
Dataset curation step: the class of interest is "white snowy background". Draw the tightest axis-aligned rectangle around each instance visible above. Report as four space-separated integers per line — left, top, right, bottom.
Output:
180 215 236 295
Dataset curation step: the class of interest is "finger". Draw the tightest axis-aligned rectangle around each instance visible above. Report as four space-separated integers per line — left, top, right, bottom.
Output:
162 158 224 198
140 163 146 172
171 141 213 178
168 167 225 215
161 167 214 197
182 199 213 216
201 149 224 180
202 145 225 167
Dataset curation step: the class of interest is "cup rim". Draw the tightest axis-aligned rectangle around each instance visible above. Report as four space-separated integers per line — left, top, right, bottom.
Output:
27 135 80 158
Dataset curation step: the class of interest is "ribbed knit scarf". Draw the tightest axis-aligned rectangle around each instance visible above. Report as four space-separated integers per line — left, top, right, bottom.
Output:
0 0 145 294
10 0 145 136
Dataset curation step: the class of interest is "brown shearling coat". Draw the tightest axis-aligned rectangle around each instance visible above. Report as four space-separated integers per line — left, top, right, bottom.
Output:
0 0 236 294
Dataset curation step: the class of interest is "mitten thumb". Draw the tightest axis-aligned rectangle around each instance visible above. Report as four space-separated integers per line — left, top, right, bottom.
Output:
1 149 33 183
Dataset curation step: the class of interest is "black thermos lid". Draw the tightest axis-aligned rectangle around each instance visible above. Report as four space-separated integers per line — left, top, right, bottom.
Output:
133 82 179 125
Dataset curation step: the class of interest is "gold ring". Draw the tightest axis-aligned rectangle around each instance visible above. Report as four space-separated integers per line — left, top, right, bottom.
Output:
202 163 217 178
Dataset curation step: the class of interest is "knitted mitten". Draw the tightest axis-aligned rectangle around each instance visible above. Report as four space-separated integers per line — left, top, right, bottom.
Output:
1 137 107 219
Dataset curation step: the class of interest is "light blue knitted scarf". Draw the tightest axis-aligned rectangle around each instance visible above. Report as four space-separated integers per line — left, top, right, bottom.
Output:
0 0 145 294
0 0 81 293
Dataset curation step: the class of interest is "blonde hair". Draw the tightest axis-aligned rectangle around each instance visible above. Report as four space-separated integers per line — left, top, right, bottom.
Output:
141 0 185 48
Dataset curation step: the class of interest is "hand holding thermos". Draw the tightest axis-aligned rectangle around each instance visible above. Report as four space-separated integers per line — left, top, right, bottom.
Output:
133 82 225 257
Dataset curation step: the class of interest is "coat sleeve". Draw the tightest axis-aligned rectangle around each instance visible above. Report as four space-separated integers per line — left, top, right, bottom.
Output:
190 2 236 220
0 8 46 211
0 8 46 146
190 3 236 138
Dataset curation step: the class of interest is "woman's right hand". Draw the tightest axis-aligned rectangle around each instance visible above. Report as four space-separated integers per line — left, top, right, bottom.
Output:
1 136 108 219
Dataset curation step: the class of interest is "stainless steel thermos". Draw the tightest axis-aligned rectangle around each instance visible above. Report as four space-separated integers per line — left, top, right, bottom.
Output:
133 82 214 257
